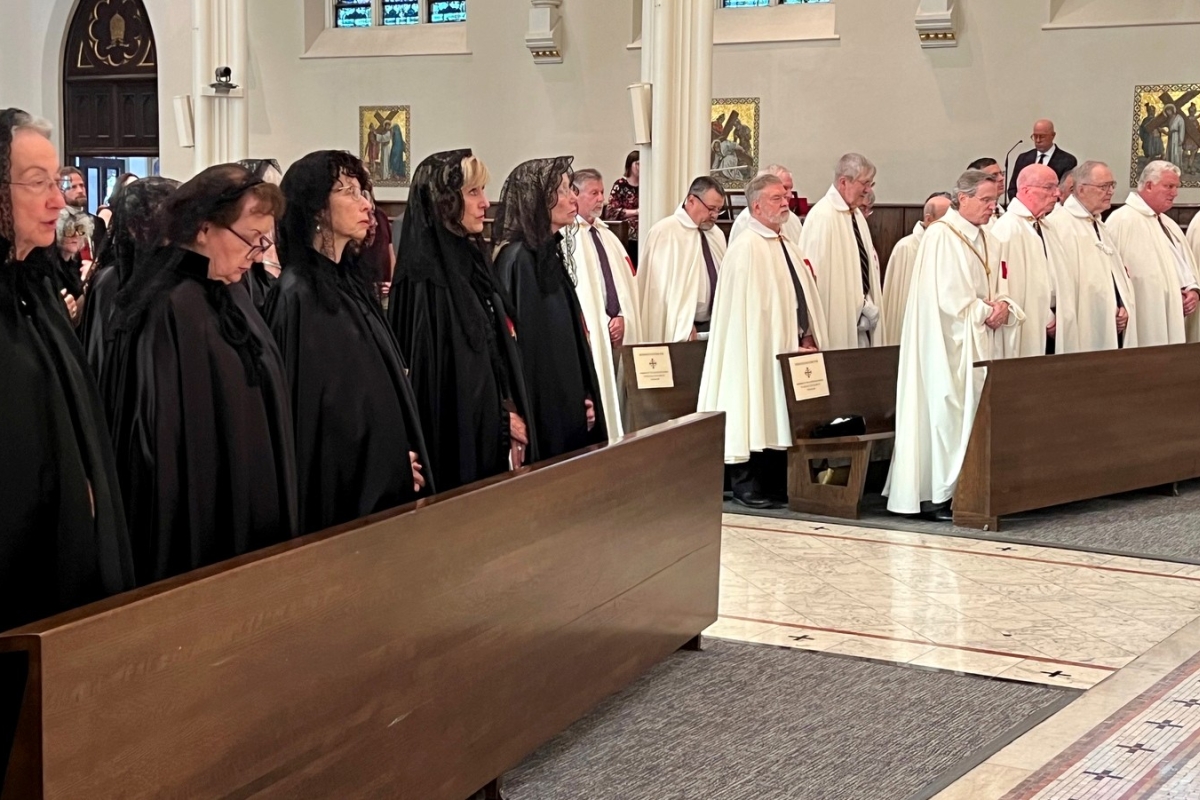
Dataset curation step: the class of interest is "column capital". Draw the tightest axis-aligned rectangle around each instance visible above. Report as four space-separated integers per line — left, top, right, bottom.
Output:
914 0 959 49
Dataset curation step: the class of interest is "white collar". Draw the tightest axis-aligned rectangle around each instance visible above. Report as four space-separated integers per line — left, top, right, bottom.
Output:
1062 194 1100 222
1034 145 1057 161
942 208 982 241
912 221 925 237
576 214 610 231
1123 192 1157 218
823 183 851 212
747 216 783 240
673 205 700 230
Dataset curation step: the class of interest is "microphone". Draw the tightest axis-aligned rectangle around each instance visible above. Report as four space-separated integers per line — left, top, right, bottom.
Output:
1002 139 1024 207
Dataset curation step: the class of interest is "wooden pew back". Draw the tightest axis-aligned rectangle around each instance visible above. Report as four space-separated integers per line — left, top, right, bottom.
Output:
954 345 1200 530
617 341 709 432
0 415 724 800
776 346 900 440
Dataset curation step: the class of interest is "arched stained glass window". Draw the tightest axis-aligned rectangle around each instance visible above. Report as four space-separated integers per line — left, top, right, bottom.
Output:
334 0 466 28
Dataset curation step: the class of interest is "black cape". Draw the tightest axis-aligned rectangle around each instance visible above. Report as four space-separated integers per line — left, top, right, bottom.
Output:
389 237 536 492
264 252 432 533
495 239 607 459
0 242 135 633
77 264 118 381
104 248 298 584
242 260 277 312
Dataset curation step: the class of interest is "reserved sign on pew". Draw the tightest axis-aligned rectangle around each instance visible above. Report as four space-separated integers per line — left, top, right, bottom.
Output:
788 353 830 401
633 346 676 389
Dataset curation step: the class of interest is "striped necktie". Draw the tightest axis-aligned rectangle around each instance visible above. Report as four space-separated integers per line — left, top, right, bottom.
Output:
850 213 870 295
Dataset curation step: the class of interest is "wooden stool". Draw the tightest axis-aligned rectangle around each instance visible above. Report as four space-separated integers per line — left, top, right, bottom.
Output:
787 432 895 520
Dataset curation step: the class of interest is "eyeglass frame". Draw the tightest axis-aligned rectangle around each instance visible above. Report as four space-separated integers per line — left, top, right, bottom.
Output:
1080 182 1117 192
6 175 75 196
223 226 275 260
688 193 724 216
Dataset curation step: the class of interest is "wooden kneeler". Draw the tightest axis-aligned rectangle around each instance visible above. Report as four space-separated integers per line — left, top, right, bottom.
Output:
787 432 895 519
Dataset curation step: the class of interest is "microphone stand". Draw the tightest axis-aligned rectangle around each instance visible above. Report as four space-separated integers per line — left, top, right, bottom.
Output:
1002 139 1024 209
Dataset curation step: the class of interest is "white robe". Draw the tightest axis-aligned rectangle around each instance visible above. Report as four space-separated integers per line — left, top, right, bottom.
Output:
697 217 828 464
883 209 1025 514
569 216 640 443
638 207 727 343
990 197 1058 358
1188 211 1200 268
571 215 641 345
879 222 924 347
1045 195 1138 353
1107 192 1200 345
729 206 802 248
799 184 884 350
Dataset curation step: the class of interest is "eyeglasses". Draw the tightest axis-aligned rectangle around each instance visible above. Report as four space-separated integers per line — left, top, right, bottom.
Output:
853 177 877 189
1081 182 1117 192
333 183 368 201
225 226 275 260
689 195 723 215
8 175 74 196
1029 183 1060 191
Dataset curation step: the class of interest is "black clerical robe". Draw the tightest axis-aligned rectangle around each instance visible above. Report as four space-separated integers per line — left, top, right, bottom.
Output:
0 243 135 633
390 258 535 492
104 249 297 584
265 254 432 534
495 240 607 460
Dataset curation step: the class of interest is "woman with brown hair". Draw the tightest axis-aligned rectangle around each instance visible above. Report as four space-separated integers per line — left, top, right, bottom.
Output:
604 149 640 268
105 163 298 584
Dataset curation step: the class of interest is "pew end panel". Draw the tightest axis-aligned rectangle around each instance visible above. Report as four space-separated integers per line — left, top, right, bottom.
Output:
0 414 725 800
777 347 900 520
617 340 709 432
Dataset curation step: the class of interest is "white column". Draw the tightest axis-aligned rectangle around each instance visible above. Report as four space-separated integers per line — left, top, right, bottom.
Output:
639 0 714 228
192 0 249 174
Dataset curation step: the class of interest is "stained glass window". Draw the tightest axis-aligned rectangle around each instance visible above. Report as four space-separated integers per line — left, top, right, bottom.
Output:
334 0 372 27
382 1 419 25
429 1 466 23
720 0 769 7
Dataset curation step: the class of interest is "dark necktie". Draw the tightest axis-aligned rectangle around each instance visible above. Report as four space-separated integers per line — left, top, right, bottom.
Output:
779 240 811 340
1032 218 1047 258
1037 153 1047 165
588 226 621 319
699 230 719 316
1092 218 1126 346
1158 215 1179 248
851 213 871 295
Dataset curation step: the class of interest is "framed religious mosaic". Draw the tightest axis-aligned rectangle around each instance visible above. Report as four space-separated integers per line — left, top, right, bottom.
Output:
711 97 760 190
1130 84 1200 188
360 105 411 188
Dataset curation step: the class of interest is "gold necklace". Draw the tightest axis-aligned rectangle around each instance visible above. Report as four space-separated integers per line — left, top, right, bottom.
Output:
931 220 990 277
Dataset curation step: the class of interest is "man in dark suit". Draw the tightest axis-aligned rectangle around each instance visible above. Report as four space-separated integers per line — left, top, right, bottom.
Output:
1007 119 1077 200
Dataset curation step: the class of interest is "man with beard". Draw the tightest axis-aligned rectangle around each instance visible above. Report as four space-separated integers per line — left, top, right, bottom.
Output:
59 166 107 258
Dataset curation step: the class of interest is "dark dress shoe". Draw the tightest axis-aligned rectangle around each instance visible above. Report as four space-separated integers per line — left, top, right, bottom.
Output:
733 490 775 509
931 505 954 522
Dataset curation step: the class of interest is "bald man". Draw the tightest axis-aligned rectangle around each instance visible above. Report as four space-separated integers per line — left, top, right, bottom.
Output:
1008 119 1077 200
879 192 951 346
992 164 1062 356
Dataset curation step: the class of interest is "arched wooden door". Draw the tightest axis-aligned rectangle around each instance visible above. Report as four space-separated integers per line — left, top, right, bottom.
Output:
63 0 158 209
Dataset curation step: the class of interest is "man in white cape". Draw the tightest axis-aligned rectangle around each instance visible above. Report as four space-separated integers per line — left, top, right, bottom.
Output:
567 168 641 442
991 164 1062 357
1189 207 1200 267
728 163 803 247
1107 160 1200 345
879 192 951 346
638 176 727 342
698 173 828 509
884 170 1024 520
800 152 884 349
1045 161 1135 353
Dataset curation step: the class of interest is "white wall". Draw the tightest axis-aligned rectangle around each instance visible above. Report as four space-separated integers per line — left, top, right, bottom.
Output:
3 0 1198 203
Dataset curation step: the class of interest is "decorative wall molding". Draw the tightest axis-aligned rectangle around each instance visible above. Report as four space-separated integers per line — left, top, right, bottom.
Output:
914 0 959 49
525 0 563 65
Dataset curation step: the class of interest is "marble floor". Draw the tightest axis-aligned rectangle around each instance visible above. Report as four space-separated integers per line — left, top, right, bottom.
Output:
707 513 1200 798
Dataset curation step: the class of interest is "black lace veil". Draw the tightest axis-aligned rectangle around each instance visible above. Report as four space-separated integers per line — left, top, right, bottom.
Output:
94 177 180 285
492 156 575 295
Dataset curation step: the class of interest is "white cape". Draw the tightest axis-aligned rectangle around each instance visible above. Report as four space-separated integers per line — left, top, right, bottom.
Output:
569 216 641 442
638 207 727 342
1045 195 1137 353
990 197 1058 358
879 222 924 347
1107 193 1200 345
1188 210 1200 268
697 217 828 464
884 209 1025 514
729 206 802 248
799 184 884 349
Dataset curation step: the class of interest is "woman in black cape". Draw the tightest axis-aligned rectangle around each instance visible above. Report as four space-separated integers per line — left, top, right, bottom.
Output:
493 156 607 459
236 158 284 311
388 149 535 491
265 150 431 533
105 163 297 584
79 176 179 381
0 107 134 632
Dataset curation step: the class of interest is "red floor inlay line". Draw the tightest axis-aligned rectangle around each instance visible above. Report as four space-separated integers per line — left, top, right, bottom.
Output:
726 522 1200 584
719 613 1120 673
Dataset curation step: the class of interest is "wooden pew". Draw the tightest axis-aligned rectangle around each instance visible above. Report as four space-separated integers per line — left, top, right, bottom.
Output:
954 345 1200 531
776 347 899 519
617 340 709 432
0 415 724 800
